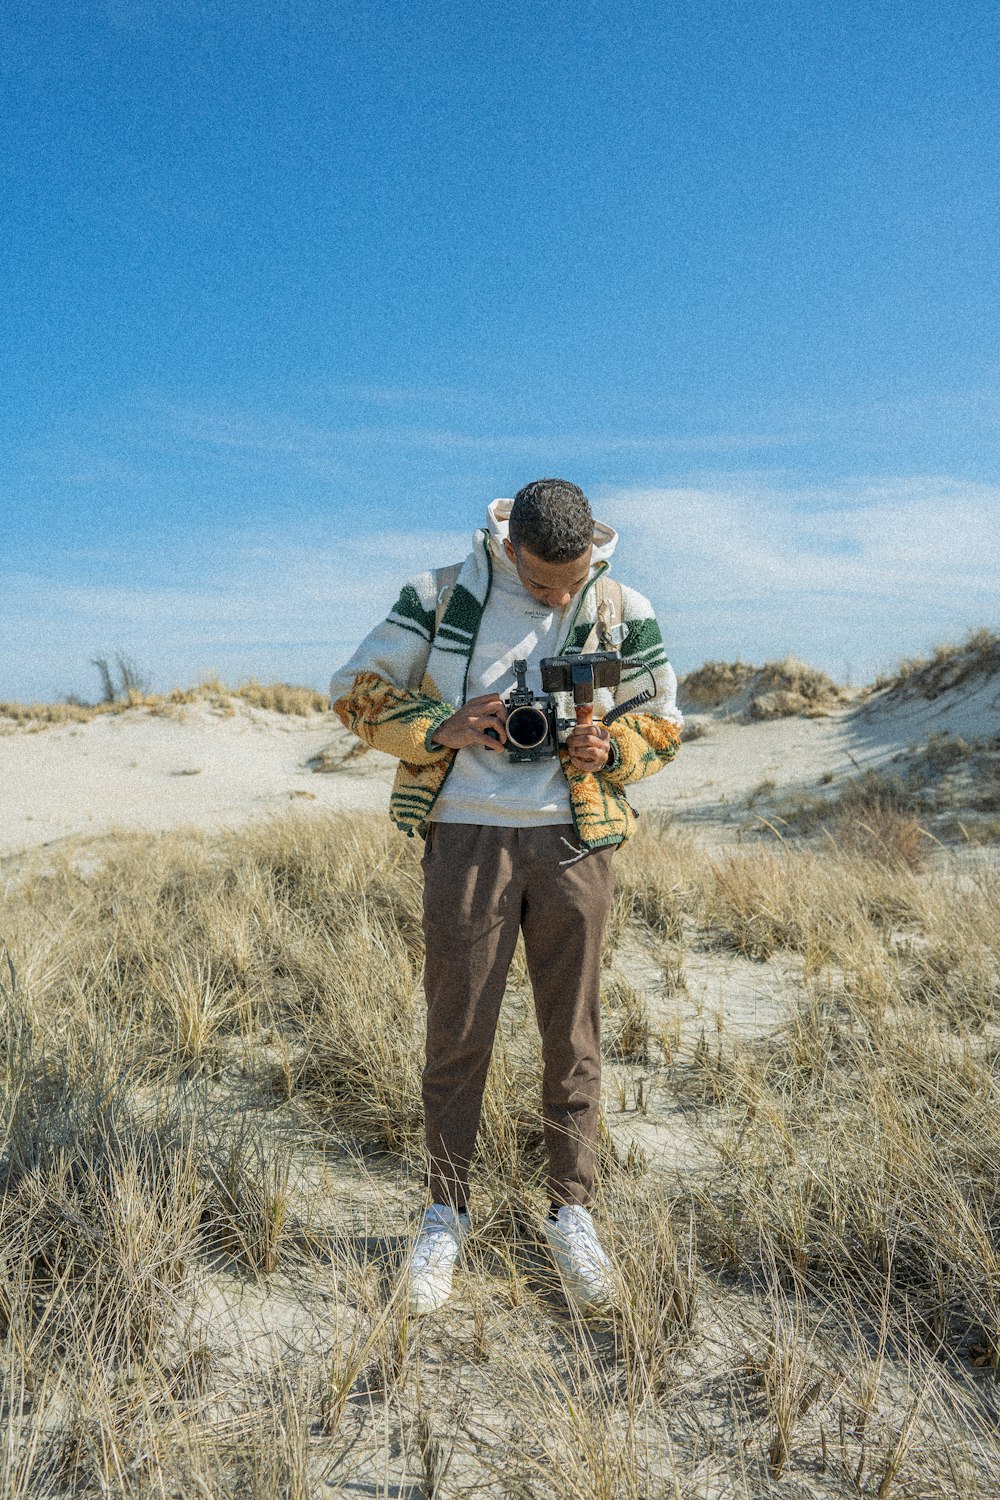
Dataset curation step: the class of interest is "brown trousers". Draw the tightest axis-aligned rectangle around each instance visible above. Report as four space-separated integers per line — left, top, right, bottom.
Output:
420 822 616 1209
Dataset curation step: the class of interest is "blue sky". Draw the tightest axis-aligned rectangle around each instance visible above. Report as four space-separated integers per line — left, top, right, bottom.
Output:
3 0 999 700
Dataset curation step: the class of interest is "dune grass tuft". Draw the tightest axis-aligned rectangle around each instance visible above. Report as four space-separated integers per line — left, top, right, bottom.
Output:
873 627 1000 699
679 655 848 719
1 677 329 730
1 812 999 1494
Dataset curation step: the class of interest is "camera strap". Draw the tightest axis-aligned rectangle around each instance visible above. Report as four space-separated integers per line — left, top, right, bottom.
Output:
580 577 626 655
433 562 463 636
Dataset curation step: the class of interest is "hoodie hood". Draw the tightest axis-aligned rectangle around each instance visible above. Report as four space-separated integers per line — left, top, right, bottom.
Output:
483 499 618 571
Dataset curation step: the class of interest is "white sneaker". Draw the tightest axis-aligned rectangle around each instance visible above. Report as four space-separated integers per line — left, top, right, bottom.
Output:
405 1204 470 1315
541 1205 616 1312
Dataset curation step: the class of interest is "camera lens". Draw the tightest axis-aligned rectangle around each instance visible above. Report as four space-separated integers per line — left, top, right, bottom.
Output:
505 704 550 751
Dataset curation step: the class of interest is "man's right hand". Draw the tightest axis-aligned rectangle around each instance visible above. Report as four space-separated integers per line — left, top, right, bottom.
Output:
431 694 507 752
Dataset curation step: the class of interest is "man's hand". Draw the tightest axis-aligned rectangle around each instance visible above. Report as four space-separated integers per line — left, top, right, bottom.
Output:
566 722 612 773
431 694 508 752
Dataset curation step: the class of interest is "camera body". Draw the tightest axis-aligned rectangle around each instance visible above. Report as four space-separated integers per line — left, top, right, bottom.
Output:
500 653 622 763
501 660 565 762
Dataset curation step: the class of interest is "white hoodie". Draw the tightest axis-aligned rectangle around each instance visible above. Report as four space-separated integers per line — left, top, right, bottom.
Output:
429 501 618 828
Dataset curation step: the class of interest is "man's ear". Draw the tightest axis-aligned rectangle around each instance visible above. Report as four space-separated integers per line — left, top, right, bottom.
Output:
503 538 517 564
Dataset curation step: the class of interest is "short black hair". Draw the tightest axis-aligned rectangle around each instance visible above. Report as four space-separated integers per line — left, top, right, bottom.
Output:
508 479 594 563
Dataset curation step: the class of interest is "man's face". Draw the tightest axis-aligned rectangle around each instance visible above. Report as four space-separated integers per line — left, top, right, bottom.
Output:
503 538 593 609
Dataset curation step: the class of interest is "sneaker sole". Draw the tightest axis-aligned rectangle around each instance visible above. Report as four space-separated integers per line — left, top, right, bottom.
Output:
540 1230 615 1313
408 1288 453 1316
559 1276 613 1314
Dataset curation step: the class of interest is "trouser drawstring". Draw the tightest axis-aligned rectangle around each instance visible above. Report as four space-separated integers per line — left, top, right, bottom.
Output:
558 836 587 865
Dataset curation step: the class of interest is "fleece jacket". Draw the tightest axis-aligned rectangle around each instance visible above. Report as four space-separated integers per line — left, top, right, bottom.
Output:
328 500 683 848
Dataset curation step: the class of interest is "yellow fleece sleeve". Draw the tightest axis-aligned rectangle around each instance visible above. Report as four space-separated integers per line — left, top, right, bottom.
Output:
333 672 455 766
602 712 682 788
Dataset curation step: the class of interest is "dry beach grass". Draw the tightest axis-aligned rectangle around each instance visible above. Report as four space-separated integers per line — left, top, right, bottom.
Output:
871 629 1000 700
3 806 1000 1497
0 676 328 731
679 656 849 721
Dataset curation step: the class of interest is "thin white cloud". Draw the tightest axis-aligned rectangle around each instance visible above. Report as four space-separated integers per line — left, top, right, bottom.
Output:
4 480 999 700
320 382 473 405
138 401 801 462
610 477 1000 595
1 527 469 701
605 477 1000 677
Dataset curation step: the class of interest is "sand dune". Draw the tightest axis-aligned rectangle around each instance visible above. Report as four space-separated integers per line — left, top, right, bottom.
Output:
3 663 997 859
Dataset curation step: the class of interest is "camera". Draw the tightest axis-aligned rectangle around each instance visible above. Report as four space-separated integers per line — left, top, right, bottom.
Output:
498 653 623 763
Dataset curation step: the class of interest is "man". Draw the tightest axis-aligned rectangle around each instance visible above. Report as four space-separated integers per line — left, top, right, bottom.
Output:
330 479 682 1314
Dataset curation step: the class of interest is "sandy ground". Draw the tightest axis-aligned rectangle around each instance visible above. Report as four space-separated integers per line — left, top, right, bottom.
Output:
2 677 998 859
3 685 998 1494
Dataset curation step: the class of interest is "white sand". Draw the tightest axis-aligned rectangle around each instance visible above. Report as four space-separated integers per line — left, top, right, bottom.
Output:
637 674 1000 821
0 702 394 857
2 679 998 859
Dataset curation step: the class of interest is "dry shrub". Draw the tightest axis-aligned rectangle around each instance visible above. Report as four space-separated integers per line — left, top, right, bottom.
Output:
683 847 1000 1394
233 679 328 715
0 699 112 727
782 740 1000 855
707 850 793 960
293 893 426 1153
676 713 711 739
894 880 1000 1026
2 812 555 1197
693 983 1000 1361
606 1185 698 1394
612 815 706 941
1 677 329 730
834 798 927 871
920 729 979 771
309 738 370 772
702 846 896 970
910 734 1000 817
679 659 757 707
875 627 1000 700
777 768 943 866
752 654 846 710
0 1032 205 1364
201 1136 294 1274
679 655 846 719
603 978 651 1064
749 688 815 720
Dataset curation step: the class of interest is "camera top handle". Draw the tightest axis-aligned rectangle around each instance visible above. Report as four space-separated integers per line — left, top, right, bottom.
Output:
539 652 657 729
540 652 621 729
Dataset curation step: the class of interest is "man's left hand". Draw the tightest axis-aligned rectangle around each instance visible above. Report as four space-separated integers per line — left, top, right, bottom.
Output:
566 723 612 773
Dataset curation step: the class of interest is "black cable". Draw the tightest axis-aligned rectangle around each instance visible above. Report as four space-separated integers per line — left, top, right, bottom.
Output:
603 664 658 725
